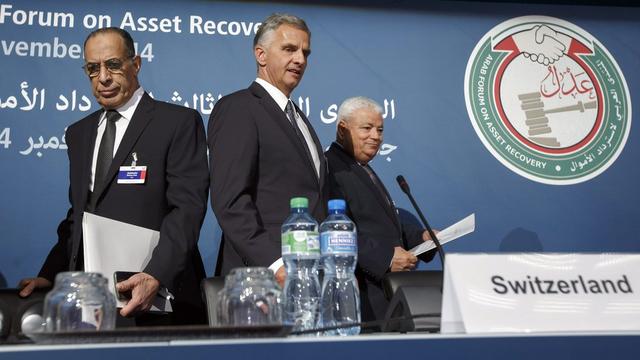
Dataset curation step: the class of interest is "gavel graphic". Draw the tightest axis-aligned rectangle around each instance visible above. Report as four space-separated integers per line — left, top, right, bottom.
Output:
517 91 597 148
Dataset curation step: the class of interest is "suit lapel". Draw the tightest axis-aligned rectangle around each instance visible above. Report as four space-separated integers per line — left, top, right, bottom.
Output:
92 92 154 202
331 143 400 230
363 164 401 230
295 102 326 188
79 111 101 209
250 82 320 184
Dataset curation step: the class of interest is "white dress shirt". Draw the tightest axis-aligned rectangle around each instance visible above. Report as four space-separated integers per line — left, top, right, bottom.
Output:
89 86 144 192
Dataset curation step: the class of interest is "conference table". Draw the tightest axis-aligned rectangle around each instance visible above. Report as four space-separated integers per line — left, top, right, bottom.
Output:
0 329 638 359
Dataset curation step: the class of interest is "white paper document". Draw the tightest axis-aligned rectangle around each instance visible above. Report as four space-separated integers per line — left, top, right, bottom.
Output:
82 212 172 312
409 213 475 256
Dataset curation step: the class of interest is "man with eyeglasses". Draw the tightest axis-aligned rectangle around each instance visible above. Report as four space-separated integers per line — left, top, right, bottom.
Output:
18 27 209 326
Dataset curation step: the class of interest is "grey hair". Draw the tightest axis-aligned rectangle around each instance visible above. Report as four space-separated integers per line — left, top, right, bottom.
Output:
254 13 311 48
337 96 384 129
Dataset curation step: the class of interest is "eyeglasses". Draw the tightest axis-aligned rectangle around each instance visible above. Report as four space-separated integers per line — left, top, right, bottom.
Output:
82 57 134 78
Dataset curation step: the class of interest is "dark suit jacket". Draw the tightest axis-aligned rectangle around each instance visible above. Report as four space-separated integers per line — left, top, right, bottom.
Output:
208 82 328 275
325 142 435 321
39 92 209 324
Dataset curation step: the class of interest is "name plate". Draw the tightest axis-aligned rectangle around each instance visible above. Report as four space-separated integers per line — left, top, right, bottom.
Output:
441 253 640 333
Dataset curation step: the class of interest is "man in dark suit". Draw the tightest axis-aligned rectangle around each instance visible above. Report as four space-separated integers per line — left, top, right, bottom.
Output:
325 96 436 322
208 14 327 285
18 27 209 325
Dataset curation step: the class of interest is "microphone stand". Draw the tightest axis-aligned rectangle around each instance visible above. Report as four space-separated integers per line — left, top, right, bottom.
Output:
396 175 445 267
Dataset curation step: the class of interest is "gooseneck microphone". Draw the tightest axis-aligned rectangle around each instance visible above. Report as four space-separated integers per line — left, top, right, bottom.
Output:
396 175 445 267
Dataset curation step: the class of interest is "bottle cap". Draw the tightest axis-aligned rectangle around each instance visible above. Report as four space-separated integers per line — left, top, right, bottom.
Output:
328 199 346 211
290 197 309 208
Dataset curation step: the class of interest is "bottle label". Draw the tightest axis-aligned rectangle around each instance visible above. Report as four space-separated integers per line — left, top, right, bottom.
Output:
320 231 357 255
281 230 320 255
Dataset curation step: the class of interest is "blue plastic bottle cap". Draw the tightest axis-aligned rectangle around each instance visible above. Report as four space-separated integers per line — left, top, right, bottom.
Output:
290 197 309 208
328 199 346 211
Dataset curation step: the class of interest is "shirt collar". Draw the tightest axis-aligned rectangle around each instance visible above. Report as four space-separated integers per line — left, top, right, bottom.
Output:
99 86 144 124
255 77 289 112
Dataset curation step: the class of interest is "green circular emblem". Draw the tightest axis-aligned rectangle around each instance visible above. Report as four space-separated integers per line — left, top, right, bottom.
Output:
465 16 631 185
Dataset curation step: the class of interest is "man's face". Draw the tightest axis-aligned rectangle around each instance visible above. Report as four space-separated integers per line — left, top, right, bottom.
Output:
255 24 310 97
339 107 384 164
84 32 141 110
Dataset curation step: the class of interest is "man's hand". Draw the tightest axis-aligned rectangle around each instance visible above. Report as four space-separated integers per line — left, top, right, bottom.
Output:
275 266 286 288
422 229 439 241
18 277 52 297
390 247 417 272
116 272 160 317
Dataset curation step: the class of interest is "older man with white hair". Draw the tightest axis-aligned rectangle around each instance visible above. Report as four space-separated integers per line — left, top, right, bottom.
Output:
325 96 436 324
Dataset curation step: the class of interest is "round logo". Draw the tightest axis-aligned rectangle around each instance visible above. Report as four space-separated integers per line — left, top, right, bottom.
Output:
465 16 631 185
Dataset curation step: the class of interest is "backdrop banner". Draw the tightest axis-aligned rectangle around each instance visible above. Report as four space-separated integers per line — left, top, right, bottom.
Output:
0 0 638 287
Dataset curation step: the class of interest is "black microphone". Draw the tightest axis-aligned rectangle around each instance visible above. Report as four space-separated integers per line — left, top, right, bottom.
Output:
396 175 445 267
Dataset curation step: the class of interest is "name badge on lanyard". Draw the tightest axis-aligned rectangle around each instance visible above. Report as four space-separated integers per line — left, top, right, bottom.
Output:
118 152 146 184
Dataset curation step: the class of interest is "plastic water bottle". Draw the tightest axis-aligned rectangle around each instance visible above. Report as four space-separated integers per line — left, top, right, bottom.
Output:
320 199 360 336
281 197 321 333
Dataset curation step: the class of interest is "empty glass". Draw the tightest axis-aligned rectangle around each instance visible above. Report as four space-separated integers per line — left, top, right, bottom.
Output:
217 267 282 327
42 272 116 332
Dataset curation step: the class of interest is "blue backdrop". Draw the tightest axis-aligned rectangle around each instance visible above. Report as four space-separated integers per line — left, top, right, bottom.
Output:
0 0 638 287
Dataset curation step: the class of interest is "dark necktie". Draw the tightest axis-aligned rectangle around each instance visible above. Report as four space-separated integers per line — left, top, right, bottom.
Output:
362 163 392 207
93 110 120 192
285 100 315 171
